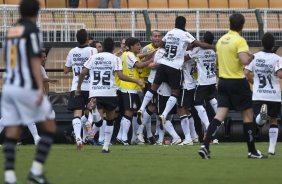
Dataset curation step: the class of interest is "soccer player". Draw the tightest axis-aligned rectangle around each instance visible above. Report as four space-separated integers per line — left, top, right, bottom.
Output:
138 16 210 129
90 40 103 53
76 37 143 152
136 30 162 144
64 29 98 150
198 13 267 159
190 32 218 139
1 0 56 183
118 37 152 145
244 33 282 155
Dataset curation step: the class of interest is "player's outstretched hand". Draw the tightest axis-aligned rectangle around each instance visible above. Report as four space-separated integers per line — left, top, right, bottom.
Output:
75 89 81 96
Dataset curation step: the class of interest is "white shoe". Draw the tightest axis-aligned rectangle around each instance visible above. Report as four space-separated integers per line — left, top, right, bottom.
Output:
34 136 41 146
258 104 268 126
154 141 163 145
171 138 182 145
76 137 84 150
179 139 193 146
212 139 219 144
137 133 145 143
192 138 199 143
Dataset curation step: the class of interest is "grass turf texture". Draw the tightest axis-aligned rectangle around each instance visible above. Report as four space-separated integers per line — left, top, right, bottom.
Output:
0 143 282 184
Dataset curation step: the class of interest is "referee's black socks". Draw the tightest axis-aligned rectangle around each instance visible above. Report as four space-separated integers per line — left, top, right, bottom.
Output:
204 119 222 151
243 123 257 154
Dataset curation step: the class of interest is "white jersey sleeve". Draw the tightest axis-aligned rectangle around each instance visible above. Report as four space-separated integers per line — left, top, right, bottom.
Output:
126 53 137 69
148 48 165 84
275 56 282 72
114 56 123 71
182 59 197 90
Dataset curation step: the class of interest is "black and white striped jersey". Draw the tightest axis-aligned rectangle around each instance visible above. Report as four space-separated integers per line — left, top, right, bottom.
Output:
3 18 42 90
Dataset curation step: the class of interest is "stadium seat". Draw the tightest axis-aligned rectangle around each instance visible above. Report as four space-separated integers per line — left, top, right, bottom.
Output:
39 0 46 8
209 0 228 8
168 0 188 9
46 0 66 8
229 0 248 8
78 0 87 8
87 0 99 8
189 0 208 8
128 0 147 8
148 0 168 9
249 0 269 8
4 0 21 5
0 0 4 4
269 0 282 8
121 0 128 8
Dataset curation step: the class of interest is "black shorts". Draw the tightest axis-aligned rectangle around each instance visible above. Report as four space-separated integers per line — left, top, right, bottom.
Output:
217 78 252 111
253 101 281 118
67 91 89 111
178 88 195 109
96 96 118 111
194 84 217 105
153 64 183 90
116 90 124 113
157 94 177 115
121 92 141 111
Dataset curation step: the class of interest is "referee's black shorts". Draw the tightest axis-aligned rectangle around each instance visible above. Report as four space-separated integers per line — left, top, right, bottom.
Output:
217 78 252 111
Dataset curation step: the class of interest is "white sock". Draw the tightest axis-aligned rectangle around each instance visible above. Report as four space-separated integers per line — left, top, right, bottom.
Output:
268 126 279 154
131 116 138 142
180 116 192 142
156 119 164 143
27 123 40 141
146 121 153 138
92 124 100 136
256 114 267 125
188 115 198 140
142 109 151 126
30 161 43 175
155 118 159 136
103 124 114 151
98 120 106 142
140 91 154 111
117 121 123 140
164 120 179 140
209 98 218 113
93 109 102 122
162 96 177 118
137 124 144 135
81 116 88 142
121 116 131 141
5 170 17 183
195 105 210 130
88 112 93 124
72 118 82 140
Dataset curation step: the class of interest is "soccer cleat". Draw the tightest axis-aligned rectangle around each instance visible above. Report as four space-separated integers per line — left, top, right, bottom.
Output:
192 138 199 143
137 133 145 143
154 141 163 146
248 150 268 159
148 136 156 145
76 137 84 151
137 110 143 125
121 140 129 146
101 149 110 153
27 172 50 184
115 138 123 145
211 139 219 144
97 141 104 146
171 138 182 145
260 104 268 122
198 146 211 159
268 152 275 156
158 115 166 130
178 139 193 146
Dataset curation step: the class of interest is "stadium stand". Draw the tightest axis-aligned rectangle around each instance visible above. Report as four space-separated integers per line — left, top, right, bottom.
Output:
4 0 21 5
148 0 168 9
249 0 269 8
128 0 148 8
209 0 229 8
189 0 208 8
168 0 188 9
87 0 99 8
269 0 282 8
46 0 67 8
229 0 249 8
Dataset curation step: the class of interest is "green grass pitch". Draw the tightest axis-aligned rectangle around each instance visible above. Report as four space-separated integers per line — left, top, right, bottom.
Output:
1 143 282 184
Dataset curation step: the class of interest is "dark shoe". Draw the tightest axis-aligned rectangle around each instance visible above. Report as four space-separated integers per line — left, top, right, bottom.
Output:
148 136 156 145
137 110 143 125
121 140 129 146
198 146 211 159
101 149 110 153
248 150 268 159
27 172 50 184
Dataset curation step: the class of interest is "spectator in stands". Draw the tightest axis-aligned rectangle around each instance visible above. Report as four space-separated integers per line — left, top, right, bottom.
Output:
98 0 121 8
69 0 79 8
90 41 103 53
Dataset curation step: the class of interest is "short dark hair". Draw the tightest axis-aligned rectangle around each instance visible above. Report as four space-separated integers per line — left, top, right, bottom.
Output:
41 47 50 57
103 37 115 52
76 29 88 45
175 16 186 31
203 31 214 44
229 13 245 32
262 32 275 51
19 0 40 18
90 40 100 48
125 37 140 49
